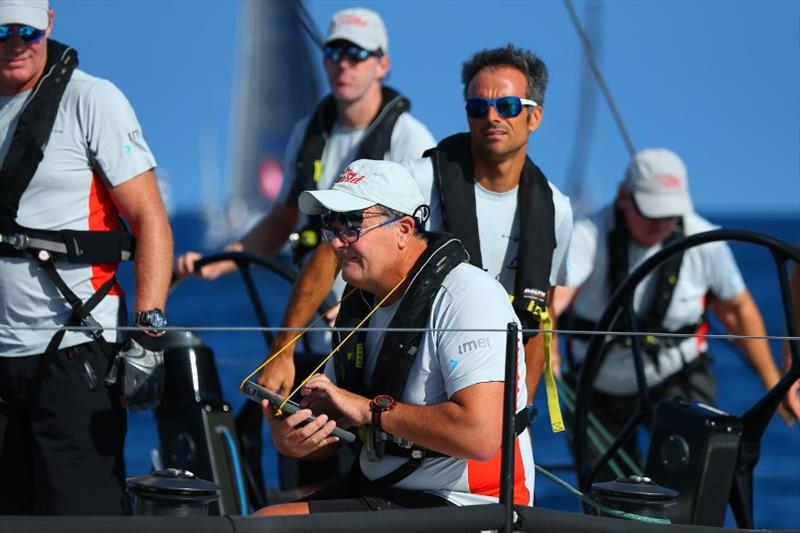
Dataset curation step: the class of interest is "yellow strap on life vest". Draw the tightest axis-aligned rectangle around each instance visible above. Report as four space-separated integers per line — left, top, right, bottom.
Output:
533 304 565 433
312 159 322 183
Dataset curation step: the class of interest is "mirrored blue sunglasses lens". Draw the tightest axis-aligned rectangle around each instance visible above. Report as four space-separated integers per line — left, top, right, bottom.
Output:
465 98 490 118
0 25 45 43
18 25 44 42
495 97 523 117
466 97 525 119
0 24 44 43
323 45 372 63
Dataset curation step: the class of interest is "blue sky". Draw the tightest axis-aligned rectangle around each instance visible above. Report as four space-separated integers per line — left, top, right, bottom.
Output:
53 0 799 217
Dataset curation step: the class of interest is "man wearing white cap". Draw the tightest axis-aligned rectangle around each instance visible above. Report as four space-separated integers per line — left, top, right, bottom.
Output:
256 159 534 515
176 6 433 285
555 148 793 476
0 0 172 515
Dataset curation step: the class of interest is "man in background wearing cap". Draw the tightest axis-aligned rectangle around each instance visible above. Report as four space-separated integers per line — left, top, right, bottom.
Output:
176 6 433 291
0 0 172 515
256 159 534 515
554 148 794 480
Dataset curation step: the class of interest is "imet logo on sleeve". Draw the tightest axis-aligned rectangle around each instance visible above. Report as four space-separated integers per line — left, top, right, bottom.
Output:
458 337 491 355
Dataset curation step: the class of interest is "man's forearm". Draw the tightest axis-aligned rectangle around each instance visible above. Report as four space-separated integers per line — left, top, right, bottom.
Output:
277 244 340 346
716 292 780 390
239 203 298 256
133 213 173 312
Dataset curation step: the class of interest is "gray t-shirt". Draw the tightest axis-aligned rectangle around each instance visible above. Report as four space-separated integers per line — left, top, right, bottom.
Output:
325 262 535 506
563 205 746 393
404 156 573 289
0 69 157 356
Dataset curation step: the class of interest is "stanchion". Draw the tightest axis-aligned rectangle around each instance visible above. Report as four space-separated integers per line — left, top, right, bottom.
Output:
499 322 519 533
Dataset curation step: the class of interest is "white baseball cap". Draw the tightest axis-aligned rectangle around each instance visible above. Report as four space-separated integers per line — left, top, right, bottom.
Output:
299 159 424 217
0 0 49 30
623 148 694 218
324 7 388 53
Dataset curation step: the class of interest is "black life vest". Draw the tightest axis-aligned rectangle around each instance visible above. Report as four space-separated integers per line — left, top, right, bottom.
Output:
332 232 530 488
285 86 410 265
567 208 703 369
333 232 467 398
0 41 134 375
423 132 556 333
0 40 134 264
285 86 410 207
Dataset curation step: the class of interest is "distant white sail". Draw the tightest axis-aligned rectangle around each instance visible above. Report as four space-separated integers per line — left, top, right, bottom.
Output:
205 0 320 247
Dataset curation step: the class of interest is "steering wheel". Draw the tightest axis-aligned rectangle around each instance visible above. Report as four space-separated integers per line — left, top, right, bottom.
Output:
572 229 800 527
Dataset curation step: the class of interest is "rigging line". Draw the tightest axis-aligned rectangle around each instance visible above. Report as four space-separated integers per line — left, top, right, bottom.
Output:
12 324 800 342
563 0 637 157
276 273 409 414
237 287 357 392
556 377 643 476
534 464 671 525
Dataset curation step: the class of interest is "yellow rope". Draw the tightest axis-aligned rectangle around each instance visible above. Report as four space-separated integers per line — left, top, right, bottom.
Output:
239 275 408 415
237 292 349 392
276 275 407 414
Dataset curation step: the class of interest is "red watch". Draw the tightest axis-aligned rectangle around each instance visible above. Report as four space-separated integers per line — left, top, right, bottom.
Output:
370 394 396 430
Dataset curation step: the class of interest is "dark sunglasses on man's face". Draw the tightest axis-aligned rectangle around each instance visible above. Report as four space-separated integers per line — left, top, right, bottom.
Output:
0 25 45 44
323 44 382 64
465 96 537 119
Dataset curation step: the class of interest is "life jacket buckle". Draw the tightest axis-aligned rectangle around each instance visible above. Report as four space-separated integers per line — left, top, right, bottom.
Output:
80 314 105 340
0 233 28 250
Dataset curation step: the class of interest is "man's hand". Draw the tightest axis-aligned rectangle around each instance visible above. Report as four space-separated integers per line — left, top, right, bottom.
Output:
117 334 164 412
263 400 340 458
257 353 296 398
257 331 301 396
299 374 370 429
175 250 237 281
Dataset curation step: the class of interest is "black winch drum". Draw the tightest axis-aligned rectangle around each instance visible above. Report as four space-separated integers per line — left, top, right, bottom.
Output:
127 468 220 516
590 475 678 520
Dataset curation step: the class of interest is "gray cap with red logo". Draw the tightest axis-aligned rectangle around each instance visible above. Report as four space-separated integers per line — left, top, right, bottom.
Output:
623 148 694 218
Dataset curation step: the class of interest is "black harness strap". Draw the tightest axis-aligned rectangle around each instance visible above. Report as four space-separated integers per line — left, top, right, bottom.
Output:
286 86 410 207
285 87 410 265
0 40 77 220
366 407 532 488
566 210 700 372
35 250 118 383
423 133 556 332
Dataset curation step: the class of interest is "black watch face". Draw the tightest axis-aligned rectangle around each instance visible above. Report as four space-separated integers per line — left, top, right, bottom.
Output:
138 309 167 329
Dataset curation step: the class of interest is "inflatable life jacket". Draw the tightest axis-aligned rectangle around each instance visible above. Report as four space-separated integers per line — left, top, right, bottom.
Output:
423 133 556 336
567 209 705 371
0 41 134 371
333 232 529 487
285 87 410 264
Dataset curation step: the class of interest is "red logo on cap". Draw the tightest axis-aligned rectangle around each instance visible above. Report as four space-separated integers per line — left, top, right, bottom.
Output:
337 167 365 184
656 174 681 188
337 14 368 27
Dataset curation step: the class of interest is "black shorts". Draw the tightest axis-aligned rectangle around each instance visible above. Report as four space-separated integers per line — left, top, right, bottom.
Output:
0 341 127 515
304 471 454 513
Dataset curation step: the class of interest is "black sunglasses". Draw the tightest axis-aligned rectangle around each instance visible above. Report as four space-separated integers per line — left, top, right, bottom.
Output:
0 25 45 44
323 44 383 64
465 96 537 119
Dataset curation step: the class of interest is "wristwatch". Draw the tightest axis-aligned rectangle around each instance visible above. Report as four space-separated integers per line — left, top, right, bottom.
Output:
370 394 396 430
134 308 168 335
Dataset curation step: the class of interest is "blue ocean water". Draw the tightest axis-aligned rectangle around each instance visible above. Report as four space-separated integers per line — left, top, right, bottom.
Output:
124 212 800 528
